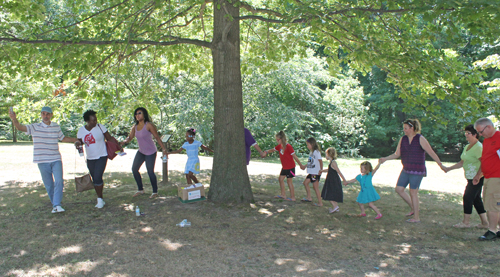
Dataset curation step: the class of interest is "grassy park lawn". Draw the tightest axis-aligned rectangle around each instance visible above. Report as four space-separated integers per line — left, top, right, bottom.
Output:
0 142 499 276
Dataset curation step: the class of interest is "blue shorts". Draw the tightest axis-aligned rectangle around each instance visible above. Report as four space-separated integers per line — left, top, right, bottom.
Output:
396 171 424 190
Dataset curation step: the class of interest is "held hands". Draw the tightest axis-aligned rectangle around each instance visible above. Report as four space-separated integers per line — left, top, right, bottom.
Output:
260 150 267 158
438 162 447 173
300 164 306 170
74 140 82 149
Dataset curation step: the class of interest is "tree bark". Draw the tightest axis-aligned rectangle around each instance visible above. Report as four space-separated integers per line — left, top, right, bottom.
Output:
12 121 17 142
209 0 254 203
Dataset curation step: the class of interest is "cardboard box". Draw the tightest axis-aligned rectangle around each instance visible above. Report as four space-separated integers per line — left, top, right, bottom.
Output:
177 184 206 201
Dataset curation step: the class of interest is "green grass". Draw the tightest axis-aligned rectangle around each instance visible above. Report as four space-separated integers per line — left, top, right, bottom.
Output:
0 143 499 276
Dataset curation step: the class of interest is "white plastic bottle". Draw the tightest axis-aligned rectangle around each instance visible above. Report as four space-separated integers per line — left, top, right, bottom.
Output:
135 206 140 216
176 219 191 227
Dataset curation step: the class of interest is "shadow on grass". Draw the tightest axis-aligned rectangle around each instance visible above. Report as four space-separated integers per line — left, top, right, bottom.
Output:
0 171 499 276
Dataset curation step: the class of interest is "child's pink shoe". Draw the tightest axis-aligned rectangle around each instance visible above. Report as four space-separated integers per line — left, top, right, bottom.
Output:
358 213 367 217
375 214 383 220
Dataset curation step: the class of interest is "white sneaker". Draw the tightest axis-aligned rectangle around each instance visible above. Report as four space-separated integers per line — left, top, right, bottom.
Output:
95 198 105 209
52 206 65 213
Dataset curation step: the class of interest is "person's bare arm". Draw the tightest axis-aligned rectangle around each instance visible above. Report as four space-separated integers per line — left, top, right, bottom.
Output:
120 126 136 146
372 163 381 176
253 144 263 156
102 126 123 151
147 123 167 155
443 160 464 173
420 135 444 171
8 110 27 132
318 158 323 174
61 136 79 143
343 178 357 185
168 147 184 155
473 168 483 185
379 137 402 164
261 148 276 157
292 153 303 168
330 160 346 182
201 144 214 153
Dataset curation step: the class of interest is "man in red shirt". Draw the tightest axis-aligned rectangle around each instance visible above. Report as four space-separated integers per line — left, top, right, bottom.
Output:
473 117 500 240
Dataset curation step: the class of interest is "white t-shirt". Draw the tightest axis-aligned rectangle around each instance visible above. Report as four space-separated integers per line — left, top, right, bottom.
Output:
77 124 108 160
306 150 322 175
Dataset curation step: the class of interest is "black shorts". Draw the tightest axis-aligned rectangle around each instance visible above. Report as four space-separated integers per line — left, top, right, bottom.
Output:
280 168 296 178
306 174 321 183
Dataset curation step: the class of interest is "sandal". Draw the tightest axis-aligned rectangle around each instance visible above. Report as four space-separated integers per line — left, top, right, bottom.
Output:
274 195 285 199
406 218 421 223
358 213 367 217
313 203 323 207
301 198 312 202
328 206 339 214
405 211 415 217
453 222 471 228
149 193 158 199
375 214 383 220
475 223 489 229
132 191 145 197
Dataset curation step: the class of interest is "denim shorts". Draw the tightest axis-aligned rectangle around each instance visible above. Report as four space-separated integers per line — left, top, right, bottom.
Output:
396 171 424 190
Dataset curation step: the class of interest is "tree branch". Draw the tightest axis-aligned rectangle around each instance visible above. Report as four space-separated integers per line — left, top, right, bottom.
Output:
80 51 118 87
320 30 354 52
0 37 212 48
200 3 208 40
36 0 131 37
119 79 138 97
238 1 284 18
237 15 307 23
157 5 196 29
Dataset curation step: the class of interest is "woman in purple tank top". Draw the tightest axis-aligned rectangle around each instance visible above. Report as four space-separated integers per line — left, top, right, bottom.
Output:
379 119 445 223
120 107 167 198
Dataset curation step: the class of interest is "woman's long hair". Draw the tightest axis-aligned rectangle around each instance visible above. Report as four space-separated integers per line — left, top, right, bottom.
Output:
276 131 287 151
133 107 151 125
306 137 321 155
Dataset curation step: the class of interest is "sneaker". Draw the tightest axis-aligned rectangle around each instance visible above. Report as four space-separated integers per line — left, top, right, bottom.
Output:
95 198 105 209
479 230 497 241
375 214 383 220
52 206 65 213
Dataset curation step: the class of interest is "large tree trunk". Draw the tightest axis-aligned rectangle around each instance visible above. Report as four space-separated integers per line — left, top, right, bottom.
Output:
208 0 254 203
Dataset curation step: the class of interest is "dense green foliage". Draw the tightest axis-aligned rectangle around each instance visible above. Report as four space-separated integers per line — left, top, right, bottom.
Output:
4 50 497 161
1 0 500 201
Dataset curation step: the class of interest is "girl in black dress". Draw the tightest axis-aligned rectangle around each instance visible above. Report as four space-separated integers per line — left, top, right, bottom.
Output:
320 147 347 213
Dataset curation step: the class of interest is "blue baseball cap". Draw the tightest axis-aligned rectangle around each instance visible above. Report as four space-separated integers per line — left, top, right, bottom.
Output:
41 106 53 113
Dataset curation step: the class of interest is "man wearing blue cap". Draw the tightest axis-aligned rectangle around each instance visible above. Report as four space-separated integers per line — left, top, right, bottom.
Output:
9 106 79 213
